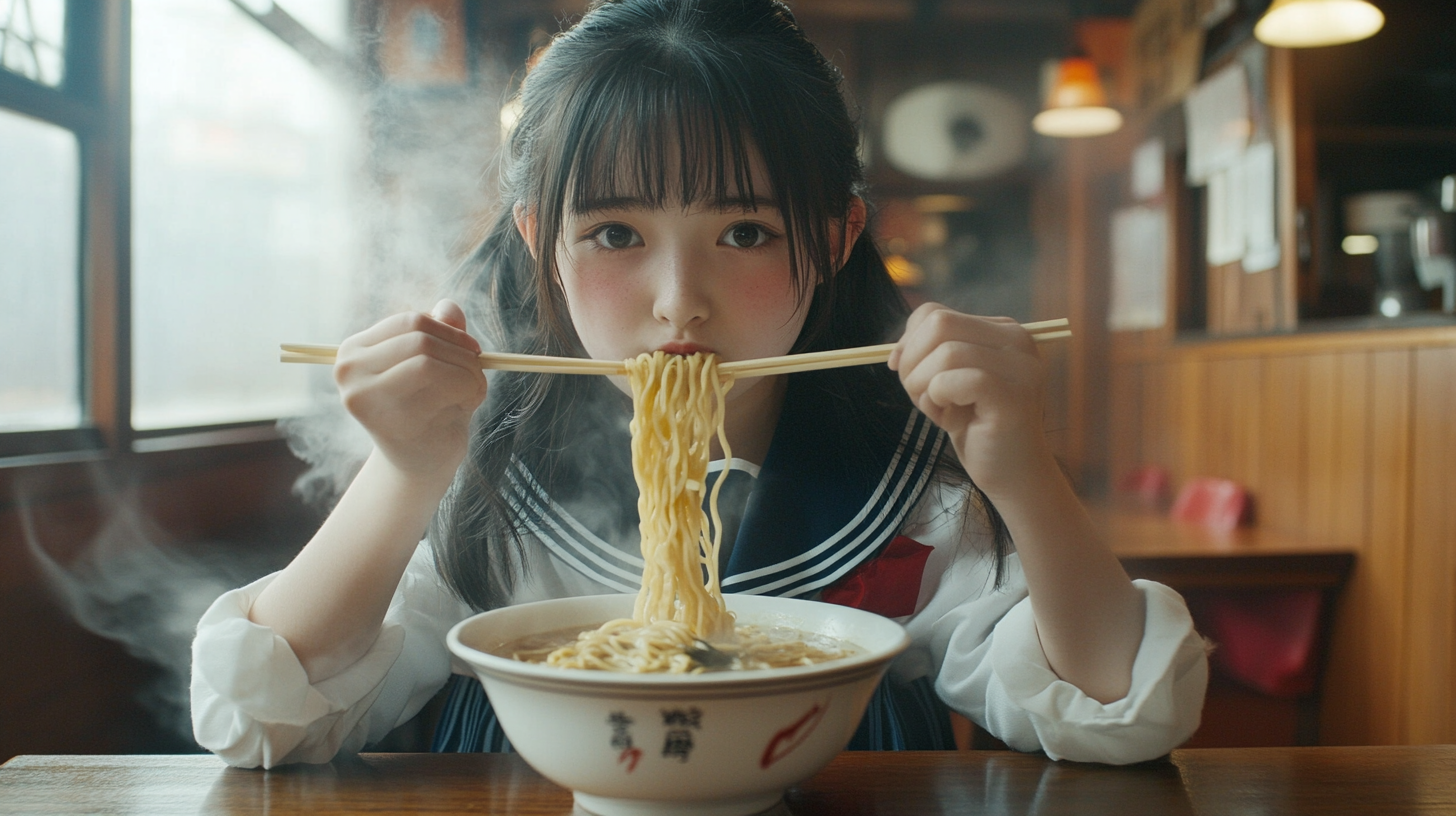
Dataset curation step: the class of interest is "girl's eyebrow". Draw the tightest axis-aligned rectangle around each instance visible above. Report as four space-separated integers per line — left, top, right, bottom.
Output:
573 194 780 216
715 194 779 213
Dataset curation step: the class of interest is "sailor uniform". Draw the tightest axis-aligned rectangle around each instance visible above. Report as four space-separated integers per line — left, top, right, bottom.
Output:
435 375 953 751
191 375 1209 769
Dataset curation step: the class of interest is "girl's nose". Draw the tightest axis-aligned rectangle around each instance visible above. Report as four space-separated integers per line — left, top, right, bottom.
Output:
651 248 710 329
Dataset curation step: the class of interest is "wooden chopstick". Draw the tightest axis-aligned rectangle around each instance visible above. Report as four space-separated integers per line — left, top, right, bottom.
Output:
279 343 626 375
718 318 1072 377
279 318 1070 378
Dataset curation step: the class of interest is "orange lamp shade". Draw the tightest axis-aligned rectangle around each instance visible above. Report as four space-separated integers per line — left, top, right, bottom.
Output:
1046 57 1108 109
1033 57 1123 138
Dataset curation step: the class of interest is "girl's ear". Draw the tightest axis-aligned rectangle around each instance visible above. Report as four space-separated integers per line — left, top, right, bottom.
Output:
838 196 868 271
513 202 539 260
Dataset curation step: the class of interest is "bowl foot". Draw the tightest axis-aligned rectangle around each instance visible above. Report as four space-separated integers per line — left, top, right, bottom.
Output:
573 791 783 816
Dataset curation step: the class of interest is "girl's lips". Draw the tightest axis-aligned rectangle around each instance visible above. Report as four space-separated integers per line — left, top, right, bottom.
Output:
657 342 712 356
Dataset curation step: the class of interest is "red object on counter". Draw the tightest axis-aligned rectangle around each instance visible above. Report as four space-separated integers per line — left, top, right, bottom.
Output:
1171 478 1249 533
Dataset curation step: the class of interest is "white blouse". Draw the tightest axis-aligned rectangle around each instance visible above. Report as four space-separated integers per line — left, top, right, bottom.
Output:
190 483 1209 768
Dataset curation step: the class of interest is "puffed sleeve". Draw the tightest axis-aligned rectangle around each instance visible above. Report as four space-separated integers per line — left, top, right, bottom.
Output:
971 579 1208 763
190 542 473 768
899 490 1208 764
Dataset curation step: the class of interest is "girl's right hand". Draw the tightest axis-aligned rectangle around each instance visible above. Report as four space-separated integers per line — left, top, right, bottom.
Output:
334 299 488 485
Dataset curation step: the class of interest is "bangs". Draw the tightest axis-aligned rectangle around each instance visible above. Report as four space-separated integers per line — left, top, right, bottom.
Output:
515 1 864 349
564 64 764 214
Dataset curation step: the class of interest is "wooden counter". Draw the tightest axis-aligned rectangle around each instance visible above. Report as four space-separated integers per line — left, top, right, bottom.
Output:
3 749 1453 815
1097 507 1356 590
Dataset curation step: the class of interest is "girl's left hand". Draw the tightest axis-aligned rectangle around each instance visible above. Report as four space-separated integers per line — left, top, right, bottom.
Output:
889 302 1053 501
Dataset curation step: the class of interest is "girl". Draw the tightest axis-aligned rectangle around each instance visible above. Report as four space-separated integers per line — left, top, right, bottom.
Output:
191 0 1206 768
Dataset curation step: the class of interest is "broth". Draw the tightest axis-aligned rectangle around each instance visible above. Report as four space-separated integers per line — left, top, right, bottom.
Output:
493 622 859 673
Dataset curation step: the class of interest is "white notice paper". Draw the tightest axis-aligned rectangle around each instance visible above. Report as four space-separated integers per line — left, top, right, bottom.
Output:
1109 205 1169 331
1131 139 1165 202
1241 141 1280 273
1185 63 1251 185
1206 167 1246 266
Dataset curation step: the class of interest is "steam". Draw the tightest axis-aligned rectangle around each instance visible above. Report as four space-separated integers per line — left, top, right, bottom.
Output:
278 47 517 512
19 470 294 744
21 17 523 746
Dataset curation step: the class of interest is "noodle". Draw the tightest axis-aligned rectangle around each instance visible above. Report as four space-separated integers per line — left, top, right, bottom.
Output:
541 352 848 673
626 352 735 640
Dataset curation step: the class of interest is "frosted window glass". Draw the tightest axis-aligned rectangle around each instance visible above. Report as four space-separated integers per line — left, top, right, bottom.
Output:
275 0 350 51
0 108 80 432
0 0 66 86
131 0 358 430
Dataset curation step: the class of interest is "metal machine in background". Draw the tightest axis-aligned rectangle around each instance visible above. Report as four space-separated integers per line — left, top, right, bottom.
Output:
1412 175 1456 314
1345 180 1456 318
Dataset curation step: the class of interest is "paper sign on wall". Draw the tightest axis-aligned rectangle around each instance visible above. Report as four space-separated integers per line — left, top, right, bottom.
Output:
1240 142 1280 273
1205 142 1281 271
1185 63 1251 185
1110 205 1169 331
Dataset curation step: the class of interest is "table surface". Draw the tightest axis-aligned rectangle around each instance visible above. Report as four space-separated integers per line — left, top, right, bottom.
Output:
1093 507 1357 589
3 747 1453 815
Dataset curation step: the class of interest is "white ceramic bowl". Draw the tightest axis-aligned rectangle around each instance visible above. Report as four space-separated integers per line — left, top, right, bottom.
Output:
447 593 909 816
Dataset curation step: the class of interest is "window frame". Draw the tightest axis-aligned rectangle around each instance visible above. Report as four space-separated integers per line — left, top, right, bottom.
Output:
0 1 323 469
0 2 123 462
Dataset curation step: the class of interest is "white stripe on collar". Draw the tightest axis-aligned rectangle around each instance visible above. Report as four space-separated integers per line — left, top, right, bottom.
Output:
766 430 943 598
509 461 643 569
722 412 929 588
708 458 761 478
509 411 940 598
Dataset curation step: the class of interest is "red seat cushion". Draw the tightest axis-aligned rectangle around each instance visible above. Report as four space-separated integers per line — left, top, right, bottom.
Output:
1194 590 1323 698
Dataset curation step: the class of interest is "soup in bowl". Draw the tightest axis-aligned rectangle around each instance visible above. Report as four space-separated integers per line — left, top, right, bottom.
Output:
446 593 909 816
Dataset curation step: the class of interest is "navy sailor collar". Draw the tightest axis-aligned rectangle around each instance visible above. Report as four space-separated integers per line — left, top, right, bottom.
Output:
507 373 946 598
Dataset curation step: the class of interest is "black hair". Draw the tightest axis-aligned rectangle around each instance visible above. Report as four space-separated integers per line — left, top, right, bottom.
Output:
430 0 1010 611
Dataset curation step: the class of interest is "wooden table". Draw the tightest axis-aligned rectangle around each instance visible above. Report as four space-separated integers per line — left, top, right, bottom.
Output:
1096 507 1356 590
3 748 1453 815
1093 507 1359 746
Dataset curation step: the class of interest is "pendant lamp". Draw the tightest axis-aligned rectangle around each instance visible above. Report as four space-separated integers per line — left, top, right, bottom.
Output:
1032 57 1123 138
1254 0 1384 48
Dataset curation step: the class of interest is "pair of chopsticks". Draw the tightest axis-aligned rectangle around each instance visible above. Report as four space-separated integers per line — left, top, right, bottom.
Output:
279 318 1070 377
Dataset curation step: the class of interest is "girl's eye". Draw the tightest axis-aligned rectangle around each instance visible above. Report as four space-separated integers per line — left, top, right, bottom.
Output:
591 224 642 250
722 223 774 249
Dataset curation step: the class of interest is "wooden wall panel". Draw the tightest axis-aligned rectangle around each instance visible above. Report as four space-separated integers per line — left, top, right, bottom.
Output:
1142 362 1176 480
1175 357 1207 484
1316 349 1411 745
1303 353 1340 542
1330 352 1371 551
1259 356 1306 531
1366 349 1413 744
1311 350 1376 746
1108 363 1143 488
1405 347 1456 744
1203 358 1263 490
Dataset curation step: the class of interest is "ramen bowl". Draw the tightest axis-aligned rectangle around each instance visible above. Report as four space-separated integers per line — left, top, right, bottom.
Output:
446 593 909 816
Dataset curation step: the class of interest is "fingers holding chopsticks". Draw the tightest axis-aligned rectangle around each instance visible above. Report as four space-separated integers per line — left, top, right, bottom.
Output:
339 302 480 372
889 303 1054 499
334 300 489 483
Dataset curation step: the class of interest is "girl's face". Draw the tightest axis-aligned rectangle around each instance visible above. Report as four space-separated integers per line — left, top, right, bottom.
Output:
557 203 803 366
535 157 817 391
516 152 863 455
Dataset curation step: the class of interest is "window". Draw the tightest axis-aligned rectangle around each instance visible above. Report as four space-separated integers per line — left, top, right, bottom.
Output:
130 0 356 430
0 0 66 87
0 109 80 432
0 0 358 459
